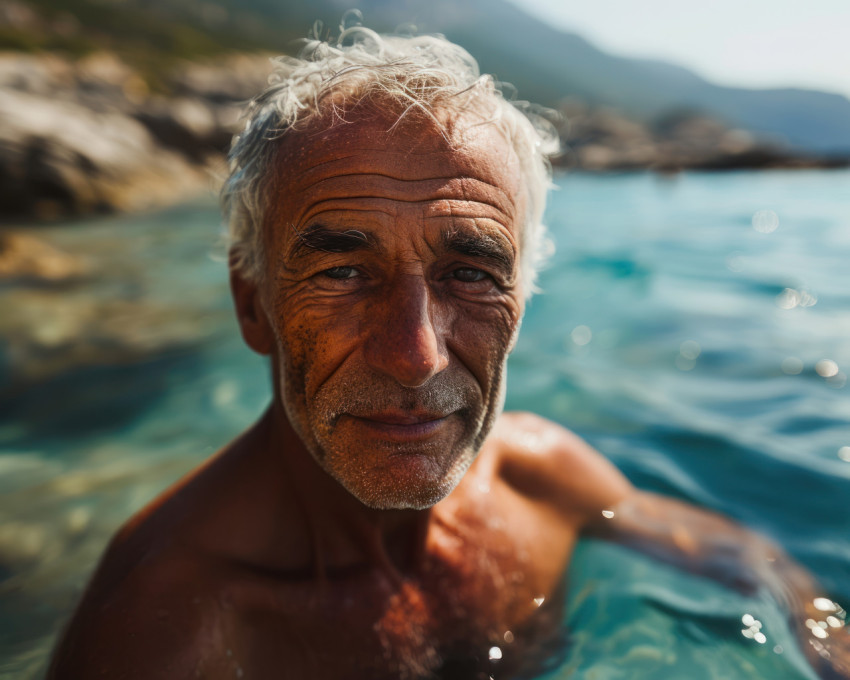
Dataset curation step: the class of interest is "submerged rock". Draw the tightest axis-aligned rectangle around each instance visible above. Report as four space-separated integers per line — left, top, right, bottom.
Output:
0 232 88 283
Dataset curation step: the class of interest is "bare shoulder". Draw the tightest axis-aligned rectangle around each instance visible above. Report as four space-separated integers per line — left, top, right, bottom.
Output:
46 444 256 678
47 542 229 679
46 417 308 678
487 411 633 523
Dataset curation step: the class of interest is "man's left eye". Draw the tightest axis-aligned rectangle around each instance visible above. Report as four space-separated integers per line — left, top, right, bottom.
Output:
452 268 489 283
321 266 359 280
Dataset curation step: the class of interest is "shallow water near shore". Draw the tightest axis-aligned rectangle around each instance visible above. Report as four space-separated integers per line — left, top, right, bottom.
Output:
1 170 849 678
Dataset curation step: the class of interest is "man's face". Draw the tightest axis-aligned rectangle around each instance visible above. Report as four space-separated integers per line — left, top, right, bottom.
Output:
252 107 526 509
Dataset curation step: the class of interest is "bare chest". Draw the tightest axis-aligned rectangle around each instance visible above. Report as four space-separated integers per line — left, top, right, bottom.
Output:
220 497 577 679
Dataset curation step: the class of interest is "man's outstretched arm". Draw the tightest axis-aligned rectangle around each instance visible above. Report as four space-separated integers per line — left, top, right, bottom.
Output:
585 490 849 679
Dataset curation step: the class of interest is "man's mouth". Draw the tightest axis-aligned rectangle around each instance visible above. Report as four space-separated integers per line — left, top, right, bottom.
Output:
348 411 452 440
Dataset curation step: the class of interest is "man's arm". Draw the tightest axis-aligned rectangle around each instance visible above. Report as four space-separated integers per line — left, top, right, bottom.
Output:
498 413 848 678
585 491 849 679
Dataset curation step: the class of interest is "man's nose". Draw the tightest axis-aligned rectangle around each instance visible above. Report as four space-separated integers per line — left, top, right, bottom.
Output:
364 275 449 388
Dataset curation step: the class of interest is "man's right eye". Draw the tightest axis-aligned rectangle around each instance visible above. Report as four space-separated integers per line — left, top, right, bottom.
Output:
321 266 359 280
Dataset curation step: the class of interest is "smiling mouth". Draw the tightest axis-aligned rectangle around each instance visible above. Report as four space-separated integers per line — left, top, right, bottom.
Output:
349 412 451 440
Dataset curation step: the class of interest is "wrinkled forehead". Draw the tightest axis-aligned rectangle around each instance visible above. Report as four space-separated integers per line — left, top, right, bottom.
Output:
264 104 528 232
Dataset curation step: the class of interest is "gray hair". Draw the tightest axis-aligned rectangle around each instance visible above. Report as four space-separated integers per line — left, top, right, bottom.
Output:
221 23 559 296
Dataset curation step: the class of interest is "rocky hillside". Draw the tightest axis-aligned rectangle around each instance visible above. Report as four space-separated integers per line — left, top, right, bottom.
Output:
0 51 275 222
1 0 849 225
555 102 847 173
2 50 845 225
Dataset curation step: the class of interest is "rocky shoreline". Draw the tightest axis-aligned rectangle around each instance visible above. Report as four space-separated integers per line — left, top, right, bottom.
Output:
2 51 847 397
554 100 850 173
0 51 274 223
1 51 847 226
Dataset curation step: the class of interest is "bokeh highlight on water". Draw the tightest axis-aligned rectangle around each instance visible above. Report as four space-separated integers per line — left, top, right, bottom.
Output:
1 171 848 678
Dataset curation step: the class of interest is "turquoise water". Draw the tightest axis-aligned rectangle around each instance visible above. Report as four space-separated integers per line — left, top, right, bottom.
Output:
1 171 849 678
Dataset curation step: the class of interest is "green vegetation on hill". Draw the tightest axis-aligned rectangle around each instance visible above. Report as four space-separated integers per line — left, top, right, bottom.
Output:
0 0 300 90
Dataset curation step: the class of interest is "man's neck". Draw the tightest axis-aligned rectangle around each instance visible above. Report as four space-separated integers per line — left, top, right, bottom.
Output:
262 403 433 581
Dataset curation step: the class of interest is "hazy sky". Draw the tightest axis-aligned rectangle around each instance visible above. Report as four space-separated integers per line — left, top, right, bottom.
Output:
509 0 850 99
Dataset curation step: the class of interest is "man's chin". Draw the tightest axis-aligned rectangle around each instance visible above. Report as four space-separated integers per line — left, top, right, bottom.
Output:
331 451 474 511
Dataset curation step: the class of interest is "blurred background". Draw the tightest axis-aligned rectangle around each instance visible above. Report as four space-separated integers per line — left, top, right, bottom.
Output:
1 1 849 678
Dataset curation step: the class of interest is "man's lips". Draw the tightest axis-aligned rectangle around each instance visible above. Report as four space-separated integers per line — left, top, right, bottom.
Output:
346 411 452 439
356 411 446 425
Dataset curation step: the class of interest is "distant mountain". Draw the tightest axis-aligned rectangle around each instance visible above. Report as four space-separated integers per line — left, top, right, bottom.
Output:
6 0 850 153
320 0 850 154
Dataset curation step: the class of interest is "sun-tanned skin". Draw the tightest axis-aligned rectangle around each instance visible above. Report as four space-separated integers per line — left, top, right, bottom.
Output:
49 407 630 679
48 107 849 679
48 107 634 679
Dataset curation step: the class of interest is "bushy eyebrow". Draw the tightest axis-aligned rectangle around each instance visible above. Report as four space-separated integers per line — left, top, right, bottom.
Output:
441 229 515 273
290 225 374 256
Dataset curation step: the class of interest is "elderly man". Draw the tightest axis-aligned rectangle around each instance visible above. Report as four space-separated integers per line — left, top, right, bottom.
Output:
49 28 847 680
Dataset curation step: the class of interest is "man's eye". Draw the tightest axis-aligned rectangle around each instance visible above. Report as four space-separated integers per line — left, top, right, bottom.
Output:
452 268 489 283
321 266 359 280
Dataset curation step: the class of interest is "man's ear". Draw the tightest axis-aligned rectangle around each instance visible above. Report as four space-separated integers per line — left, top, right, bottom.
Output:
230 260 274 356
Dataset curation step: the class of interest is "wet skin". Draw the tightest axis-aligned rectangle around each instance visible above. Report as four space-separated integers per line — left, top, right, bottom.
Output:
48 109 850 679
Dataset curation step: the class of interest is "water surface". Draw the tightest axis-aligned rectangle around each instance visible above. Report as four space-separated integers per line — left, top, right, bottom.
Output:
1 170 848 678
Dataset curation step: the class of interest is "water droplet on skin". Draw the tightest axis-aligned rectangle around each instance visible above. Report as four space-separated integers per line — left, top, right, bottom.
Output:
814 598 838 612
601 509 615 519
533 596 545 607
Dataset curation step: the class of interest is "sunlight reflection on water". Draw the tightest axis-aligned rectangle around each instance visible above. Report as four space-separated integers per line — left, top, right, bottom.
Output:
1 172 849 678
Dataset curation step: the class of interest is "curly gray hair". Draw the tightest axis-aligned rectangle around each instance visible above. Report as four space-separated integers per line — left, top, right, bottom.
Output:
221 23 559 296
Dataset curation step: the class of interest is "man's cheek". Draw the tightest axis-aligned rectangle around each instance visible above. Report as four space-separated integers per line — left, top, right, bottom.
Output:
275 321 316 399
451 309 518 373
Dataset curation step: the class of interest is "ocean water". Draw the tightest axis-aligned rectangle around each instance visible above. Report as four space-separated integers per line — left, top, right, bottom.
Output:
1 170 849 678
